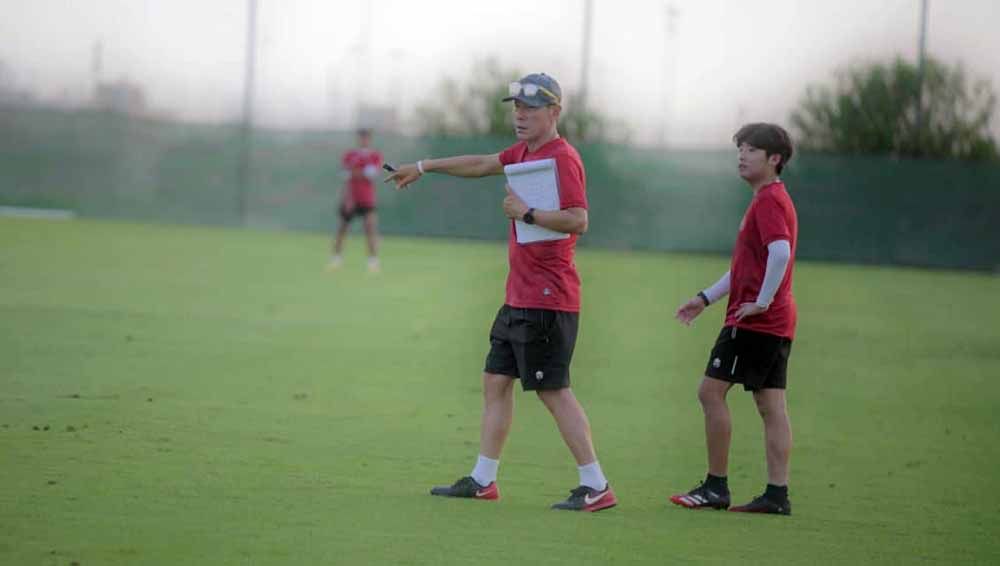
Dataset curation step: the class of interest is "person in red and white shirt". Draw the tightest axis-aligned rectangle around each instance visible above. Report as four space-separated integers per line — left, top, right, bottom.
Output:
385 73 616 512
329 128 383 272
671 123 798 516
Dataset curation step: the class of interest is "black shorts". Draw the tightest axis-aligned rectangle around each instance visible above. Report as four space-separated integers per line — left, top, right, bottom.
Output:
704 326 792 391
339 204 375 221
483 305 579 391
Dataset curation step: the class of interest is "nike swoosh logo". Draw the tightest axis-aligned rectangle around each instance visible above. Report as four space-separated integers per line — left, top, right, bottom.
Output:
584 490 608 505
476 488 491 497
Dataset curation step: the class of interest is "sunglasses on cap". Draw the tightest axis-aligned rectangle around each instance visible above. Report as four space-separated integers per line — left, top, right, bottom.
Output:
507 82 560 104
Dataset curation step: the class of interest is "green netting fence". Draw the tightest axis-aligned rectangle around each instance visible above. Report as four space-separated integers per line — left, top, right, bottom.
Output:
2 107 997 271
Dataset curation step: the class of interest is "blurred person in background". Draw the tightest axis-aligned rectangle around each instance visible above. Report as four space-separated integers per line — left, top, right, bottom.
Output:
329 128 383 272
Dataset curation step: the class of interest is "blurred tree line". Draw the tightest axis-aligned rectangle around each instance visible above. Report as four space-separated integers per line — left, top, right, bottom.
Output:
414 56 997 161
415 58 629 144
792 56 998 161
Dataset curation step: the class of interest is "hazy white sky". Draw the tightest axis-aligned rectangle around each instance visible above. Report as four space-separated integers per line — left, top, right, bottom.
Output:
2 0 998 146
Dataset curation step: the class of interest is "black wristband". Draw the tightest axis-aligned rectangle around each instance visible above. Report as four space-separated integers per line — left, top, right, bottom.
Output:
697 291 711 306
522 208 536 225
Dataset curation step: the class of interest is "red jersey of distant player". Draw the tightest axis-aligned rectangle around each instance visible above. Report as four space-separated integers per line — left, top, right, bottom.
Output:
498 138 588 313
725 180 798 339
341 148 383 209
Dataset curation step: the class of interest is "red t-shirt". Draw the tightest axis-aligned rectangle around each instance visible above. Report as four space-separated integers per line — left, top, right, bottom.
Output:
341 148 383 208
498 138 588 312
725 180 798 339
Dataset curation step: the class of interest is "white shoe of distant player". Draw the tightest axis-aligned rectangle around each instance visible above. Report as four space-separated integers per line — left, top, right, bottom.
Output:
367 256 381 273
325 255 343 272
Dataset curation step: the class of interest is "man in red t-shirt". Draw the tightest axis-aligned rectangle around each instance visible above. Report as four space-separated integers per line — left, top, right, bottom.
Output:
385 73 616 512
671 123 798 515
329 128 383 272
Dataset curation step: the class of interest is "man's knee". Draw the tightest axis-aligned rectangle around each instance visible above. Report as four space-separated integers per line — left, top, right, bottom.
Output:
535 387 557 401
753 391 787 421
698 379 728 408
482 372 514 398
755 401 771 419
535 386 571 407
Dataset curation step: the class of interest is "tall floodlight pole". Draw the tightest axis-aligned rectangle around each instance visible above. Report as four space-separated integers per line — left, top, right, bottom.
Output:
915 0 929 153
579 0 593 111
237 0 258 225
355 0 374 128
659 2 679 147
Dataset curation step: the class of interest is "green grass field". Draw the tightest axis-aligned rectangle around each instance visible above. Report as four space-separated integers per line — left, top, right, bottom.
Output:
2 217 999 565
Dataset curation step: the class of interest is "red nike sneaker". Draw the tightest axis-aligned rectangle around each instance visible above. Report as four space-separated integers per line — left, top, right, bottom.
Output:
551 484 617 512
430 476 500 500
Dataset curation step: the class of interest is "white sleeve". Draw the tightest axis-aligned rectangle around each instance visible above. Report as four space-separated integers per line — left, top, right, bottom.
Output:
756 240 791 307
702 271 731 304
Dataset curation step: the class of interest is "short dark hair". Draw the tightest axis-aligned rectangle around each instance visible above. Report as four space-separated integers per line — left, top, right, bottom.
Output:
733 123 794 174
356 128 372 137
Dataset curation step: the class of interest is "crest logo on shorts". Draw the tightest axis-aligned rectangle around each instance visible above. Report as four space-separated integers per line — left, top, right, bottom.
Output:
535 370 544 381
543 288 552 296
712 358 721 369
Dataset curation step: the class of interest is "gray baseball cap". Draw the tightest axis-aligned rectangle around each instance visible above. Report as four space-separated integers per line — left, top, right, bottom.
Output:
502 73 562 107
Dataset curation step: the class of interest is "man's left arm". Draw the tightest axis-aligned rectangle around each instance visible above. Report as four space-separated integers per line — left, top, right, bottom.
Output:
734 194 793 321
734 240 791 320
502 187 588 234
755 240 791 307
502 153 588 234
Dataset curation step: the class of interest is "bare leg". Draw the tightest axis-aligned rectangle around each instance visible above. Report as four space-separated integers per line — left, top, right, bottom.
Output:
536 388 597 466
332 217 349 257
698 377 734 477
753 388 792 485
479 373 516 459
362 212 379 258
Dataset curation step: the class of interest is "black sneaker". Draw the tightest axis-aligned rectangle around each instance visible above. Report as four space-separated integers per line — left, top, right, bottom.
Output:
730 494 791 515
669 481 731 510
551 484 617 512
429 476 500 500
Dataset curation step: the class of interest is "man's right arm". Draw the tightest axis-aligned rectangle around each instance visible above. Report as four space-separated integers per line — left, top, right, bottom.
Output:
675 270 730 326
385 154 503 190
424 154 504 177
702 271 731 305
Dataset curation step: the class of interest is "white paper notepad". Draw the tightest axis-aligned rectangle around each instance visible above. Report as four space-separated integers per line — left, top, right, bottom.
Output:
503 158 571 244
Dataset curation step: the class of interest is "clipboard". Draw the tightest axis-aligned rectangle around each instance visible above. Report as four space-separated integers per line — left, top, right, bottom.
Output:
503 158 570 244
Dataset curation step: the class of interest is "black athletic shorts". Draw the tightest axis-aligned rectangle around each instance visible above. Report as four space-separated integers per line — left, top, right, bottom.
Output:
339 204 375 221
704 326 792 391
484 304 579 391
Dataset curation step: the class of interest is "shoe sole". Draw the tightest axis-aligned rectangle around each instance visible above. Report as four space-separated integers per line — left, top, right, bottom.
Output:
552 498 618 512
429 489 500 501
729 507 790 515
669 495 729 510
429 494 500 501
585 500 617 512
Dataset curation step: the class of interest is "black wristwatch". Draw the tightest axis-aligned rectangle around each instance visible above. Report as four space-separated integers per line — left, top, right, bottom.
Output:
697 291 711 306
522 208 536 225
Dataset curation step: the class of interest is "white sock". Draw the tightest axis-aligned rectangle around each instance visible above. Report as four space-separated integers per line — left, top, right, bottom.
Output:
470 454 499 486
578 461 608 491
